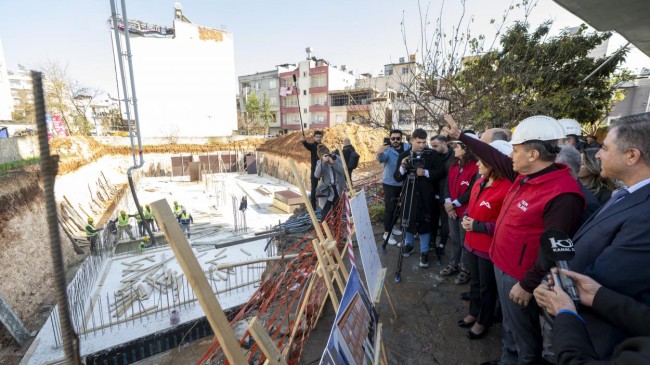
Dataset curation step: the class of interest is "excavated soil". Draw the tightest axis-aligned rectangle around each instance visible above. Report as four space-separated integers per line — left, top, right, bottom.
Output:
0 171 80 354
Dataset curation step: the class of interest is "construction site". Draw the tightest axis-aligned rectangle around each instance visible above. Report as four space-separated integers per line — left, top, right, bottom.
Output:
0 121 508 365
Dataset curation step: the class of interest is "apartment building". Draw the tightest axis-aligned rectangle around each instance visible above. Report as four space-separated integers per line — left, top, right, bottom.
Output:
238 68 283 135
279 56 355 131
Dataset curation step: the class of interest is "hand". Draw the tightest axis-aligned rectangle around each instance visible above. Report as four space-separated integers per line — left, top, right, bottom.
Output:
560 269 602 307
377 145 389 154
461 216 474 231
509 282 533 307
443 114 461 139
444 202 457 219
533 280 576 316
322 155 330 163
416 167 425 177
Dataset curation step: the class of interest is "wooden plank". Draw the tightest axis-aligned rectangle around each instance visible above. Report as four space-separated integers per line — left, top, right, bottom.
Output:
311 239 339 311
282 272 317 358
0 292 30 346
374 322 383 365
150 199 247 365
248 317 289 365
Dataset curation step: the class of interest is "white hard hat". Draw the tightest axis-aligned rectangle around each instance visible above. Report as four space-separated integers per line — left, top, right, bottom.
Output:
510 115 565 145
489 140 513 156
557 118 582 136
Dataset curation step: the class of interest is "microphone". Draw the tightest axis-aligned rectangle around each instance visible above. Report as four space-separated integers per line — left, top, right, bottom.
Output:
539 230 580 305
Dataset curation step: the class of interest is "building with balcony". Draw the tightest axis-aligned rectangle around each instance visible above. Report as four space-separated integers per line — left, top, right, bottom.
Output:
238 68 285 135
279 56 355 131
109 4 237 137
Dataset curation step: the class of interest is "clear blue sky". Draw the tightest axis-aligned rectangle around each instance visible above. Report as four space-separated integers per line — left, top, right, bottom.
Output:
0 0 616 96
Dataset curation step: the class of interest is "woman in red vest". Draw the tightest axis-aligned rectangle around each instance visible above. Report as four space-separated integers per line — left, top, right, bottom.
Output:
440 139 479 285
458 140 513 339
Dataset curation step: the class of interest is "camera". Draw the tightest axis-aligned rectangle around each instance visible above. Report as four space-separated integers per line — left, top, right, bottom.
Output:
403 150 432 171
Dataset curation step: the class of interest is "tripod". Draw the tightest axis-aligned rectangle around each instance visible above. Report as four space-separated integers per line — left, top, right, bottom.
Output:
381 171 418 283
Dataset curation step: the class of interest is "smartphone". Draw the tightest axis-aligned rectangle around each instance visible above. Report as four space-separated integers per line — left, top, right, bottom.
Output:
383 137 390 145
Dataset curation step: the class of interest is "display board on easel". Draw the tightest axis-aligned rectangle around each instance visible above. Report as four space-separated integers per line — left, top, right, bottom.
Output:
349 189 385 303
319 266 381 365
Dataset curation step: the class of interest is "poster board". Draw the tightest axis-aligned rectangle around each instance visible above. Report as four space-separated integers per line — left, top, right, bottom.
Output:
350 189 384 302
319 267 379 365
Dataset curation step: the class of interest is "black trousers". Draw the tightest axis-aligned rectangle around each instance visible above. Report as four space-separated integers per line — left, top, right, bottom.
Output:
382 184 403 233
310 176 319 208
321 190 340 221
438 201 449 247
467 251 498 327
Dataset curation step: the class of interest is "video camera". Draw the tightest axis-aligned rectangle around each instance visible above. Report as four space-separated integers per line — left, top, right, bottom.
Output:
403 150 431 171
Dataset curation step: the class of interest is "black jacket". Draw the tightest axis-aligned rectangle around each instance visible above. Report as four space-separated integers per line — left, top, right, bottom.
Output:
393 148 445 234
301 140 320 174
553 287 650 364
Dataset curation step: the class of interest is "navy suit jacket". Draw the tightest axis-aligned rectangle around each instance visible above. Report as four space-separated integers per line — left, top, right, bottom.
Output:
570 182 650 358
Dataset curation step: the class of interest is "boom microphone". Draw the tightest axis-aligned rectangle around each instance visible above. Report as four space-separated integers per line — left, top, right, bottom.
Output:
540 230 580 305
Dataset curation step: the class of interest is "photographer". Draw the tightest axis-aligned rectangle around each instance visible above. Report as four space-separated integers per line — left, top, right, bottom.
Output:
377 129 410 245
314 145 346 220
393 128 445 268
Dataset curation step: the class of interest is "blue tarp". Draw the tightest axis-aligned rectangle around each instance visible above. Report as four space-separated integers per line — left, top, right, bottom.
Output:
0 127 8 138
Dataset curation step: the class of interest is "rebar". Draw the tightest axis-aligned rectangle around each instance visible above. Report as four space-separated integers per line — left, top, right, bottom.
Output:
32 70 82 364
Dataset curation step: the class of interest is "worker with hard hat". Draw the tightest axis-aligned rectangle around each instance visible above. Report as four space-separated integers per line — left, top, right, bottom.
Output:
445 114 585 365
134 206 146 237
178 206 194 238
558 118 587 151
173 200 183 221
112 209 136 241
85 217 104 254
139 236 150 252
143 204 158 232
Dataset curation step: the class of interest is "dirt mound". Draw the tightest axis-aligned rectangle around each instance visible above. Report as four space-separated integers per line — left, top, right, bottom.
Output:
258 123 385 166
47 136 265 175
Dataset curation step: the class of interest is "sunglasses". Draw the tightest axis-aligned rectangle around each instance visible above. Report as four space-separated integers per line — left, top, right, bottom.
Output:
390 137 402 141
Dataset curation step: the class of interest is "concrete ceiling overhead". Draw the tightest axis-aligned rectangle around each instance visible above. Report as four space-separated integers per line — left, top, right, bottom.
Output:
553 0 650 57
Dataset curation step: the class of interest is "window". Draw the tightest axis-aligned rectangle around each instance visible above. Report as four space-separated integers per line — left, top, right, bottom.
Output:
303 108 308 113
402 67 409 75
311 113 326 124
311 95 327 106
269 97 277 106
384 65 393 76
311 76 326 87
268 79 277 89
303 90 307 96
330 94 348 107
254 81 261 90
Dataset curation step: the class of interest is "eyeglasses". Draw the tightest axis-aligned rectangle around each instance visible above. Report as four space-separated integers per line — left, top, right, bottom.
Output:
390 137 402 141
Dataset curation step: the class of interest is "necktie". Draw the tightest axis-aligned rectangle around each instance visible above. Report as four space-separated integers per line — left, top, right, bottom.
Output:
597 188 630 216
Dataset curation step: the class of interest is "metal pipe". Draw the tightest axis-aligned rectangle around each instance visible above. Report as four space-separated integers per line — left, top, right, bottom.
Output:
119 0 144 165
32 70 82 364
109 0 136 166
582 42 630 83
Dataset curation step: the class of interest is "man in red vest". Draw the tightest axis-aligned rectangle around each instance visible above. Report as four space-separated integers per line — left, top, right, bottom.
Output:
445 114 585 365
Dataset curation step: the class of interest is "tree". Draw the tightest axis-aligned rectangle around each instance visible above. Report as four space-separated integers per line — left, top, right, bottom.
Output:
244 90 261 135
11 89 35 124
451 22 632 129
400 0 632 131
244 91 274 135
40 61 102 135
260 97 274 136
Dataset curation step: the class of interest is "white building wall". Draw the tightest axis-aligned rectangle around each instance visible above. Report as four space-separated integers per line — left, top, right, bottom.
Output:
327 67 355 91
113 20 236 137
0 38 14 121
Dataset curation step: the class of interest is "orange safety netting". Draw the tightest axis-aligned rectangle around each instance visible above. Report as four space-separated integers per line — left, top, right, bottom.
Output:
198 196 347 365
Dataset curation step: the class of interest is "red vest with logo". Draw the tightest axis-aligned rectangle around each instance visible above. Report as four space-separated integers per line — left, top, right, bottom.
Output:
465 176 513 254
448 160 479 216
489 165 584 280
